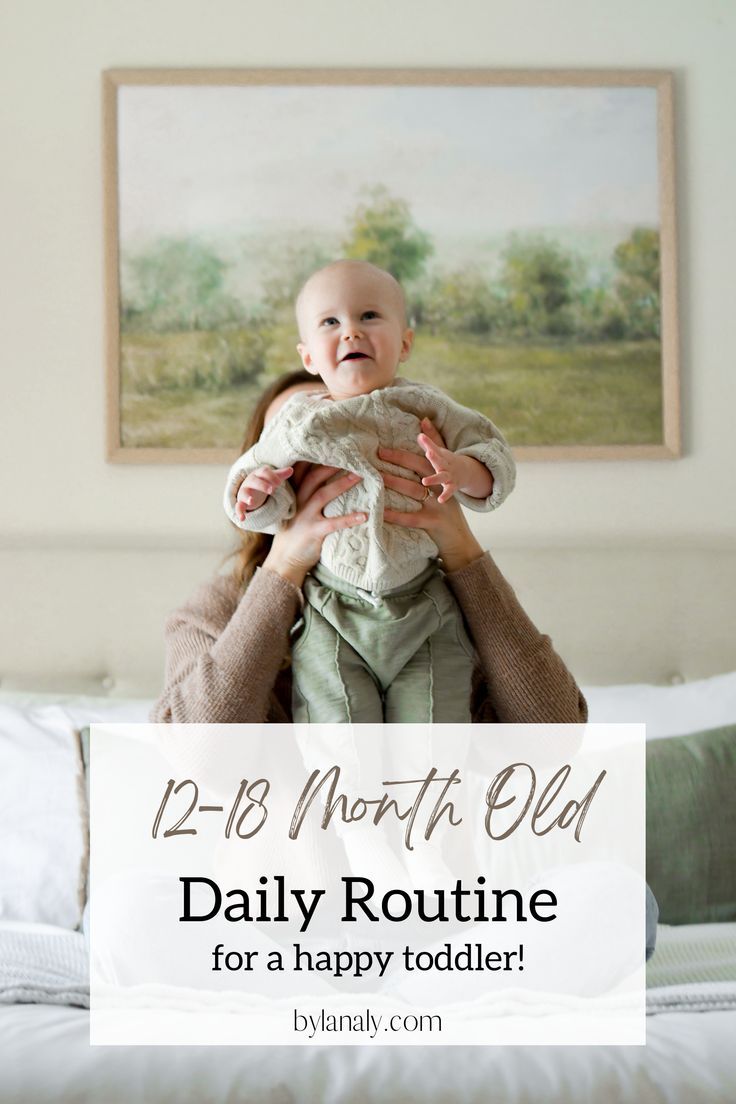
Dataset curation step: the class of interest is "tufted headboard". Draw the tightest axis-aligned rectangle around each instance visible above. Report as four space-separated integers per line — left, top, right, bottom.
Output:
1 539 734 697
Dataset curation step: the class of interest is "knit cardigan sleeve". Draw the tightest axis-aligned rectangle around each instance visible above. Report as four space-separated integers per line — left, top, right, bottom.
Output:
446 552 588 724
149 567 301 724
224 438 298 535
412 383 516 513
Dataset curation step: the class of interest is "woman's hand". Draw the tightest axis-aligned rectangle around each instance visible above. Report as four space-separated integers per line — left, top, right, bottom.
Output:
263 465 365 589
379 420 484 573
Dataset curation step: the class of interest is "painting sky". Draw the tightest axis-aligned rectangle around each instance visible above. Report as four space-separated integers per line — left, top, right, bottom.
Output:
119 83 659 251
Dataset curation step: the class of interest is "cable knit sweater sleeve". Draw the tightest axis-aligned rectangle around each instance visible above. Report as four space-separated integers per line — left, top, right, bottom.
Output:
446 552 588 724
149 567 300 724
413 383 516 513
224 438 298 535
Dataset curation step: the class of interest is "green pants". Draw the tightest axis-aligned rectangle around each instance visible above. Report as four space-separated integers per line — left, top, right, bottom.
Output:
290 562 475 723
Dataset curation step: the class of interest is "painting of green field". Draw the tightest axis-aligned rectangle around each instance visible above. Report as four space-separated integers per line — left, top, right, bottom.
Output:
121 329 661 449
113 80 675 455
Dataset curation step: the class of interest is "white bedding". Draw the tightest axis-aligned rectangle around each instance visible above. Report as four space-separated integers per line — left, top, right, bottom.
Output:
0 922 88 1009
0 924 734 1102
1 1002 735 1104
1 687 734 1101
4 919 729 1018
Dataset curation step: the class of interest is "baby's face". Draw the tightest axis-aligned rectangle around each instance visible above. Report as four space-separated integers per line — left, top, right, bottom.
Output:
296 263 413 400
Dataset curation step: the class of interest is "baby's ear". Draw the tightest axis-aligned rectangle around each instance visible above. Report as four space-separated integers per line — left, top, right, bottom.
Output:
296 343 319 375
399 328 415 362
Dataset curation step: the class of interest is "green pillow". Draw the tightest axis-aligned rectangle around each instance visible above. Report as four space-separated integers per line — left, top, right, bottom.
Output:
647 724 736 924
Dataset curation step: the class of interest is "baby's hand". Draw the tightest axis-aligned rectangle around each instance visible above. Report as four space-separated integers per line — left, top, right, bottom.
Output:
235 465 293 521
417 419 493 503
416 432 463 503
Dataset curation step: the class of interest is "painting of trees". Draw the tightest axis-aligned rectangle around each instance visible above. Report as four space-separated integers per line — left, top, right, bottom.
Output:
108 74 677 457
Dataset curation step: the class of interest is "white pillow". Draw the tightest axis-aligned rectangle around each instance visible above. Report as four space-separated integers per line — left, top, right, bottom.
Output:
582 670 736 739
0 691 152 727
0 704 86 930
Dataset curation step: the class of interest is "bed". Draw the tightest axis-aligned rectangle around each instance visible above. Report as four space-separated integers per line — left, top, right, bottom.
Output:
1 539 735 1103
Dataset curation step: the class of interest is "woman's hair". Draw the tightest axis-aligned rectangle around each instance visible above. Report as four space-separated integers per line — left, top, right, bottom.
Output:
227 369 315 589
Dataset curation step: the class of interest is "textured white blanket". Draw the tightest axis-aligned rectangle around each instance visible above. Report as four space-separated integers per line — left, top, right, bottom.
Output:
647 981 736 1014
646 922 736 1015
0 922 88 1008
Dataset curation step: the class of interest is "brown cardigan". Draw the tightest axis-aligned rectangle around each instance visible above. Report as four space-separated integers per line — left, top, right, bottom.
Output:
151 552 587 726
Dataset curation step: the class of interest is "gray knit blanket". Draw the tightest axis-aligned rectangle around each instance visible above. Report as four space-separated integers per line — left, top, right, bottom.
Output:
646 922 736 1015
0 923 89 1008
647 982 736 1015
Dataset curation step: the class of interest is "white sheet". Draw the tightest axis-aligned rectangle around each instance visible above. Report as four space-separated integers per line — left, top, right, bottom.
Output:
1 1002 735 1104
1 920 735 1104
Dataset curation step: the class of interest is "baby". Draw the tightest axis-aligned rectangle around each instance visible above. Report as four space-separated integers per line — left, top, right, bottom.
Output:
224 259 516 724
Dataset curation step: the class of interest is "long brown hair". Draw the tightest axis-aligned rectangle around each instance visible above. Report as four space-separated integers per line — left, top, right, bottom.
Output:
227 369 316 589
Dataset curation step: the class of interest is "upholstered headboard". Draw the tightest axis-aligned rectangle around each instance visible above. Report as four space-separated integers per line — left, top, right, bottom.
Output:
1 539 735 697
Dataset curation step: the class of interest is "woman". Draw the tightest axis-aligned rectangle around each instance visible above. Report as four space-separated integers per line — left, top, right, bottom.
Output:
151 370 587 726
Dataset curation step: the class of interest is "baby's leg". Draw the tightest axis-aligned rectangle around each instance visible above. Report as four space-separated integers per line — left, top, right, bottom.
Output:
383 614 474 724
291 604 383 724
291 604 409 892
383 613 475 887
383 578 474 810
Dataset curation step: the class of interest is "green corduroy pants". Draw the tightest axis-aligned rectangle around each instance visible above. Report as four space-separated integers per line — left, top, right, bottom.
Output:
291 561 475 724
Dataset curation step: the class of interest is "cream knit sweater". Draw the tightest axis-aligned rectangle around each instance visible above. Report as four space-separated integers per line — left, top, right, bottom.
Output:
224 379 516 594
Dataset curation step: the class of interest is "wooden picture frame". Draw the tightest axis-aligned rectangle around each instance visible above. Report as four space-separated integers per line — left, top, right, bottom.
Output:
103 68 680 463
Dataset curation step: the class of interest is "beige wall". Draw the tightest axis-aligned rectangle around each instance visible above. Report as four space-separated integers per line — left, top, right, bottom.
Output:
1 0 734 551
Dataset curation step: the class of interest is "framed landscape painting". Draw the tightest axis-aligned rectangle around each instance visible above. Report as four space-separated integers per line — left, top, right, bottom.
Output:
103 68 680 462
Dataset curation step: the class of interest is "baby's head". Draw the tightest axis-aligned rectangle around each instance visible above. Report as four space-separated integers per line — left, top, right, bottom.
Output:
295 259 414 400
